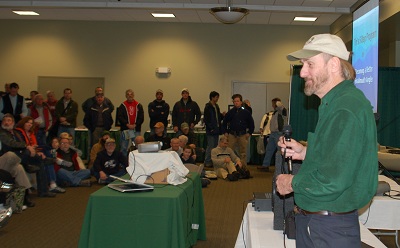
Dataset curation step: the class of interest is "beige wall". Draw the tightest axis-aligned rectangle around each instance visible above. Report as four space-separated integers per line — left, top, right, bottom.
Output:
0 20 327 129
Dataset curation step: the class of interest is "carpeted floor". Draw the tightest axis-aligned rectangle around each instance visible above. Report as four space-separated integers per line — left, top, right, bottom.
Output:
0 165 396 248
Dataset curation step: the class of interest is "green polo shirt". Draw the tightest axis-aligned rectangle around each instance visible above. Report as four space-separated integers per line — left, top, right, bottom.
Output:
292 80 378 212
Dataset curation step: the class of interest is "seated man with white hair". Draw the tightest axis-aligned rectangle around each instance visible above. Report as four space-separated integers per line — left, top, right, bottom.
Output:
211 136 243 181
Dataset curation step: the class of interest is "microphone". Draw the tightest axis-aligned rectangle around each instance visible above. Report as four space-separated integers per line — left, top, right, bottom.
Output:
282 125 293 174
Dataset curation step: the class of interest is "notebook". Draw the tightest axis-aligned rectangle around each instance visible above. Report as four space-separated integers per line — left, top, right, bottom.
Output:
107 182 154 193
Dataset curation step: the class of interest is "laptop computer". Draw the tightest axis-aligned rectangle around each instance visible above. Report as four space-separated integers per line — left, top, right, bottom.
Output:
107 182 154 193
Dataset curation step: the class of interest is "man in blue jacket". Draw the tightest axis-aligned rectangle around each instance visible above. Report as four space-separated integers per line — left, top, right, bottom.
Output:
222 94 254 168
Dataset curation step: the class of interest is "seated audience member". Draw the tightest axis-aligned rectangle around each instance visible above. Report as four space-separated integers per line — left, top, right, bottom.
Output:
12 116 56 197
55 137 91 187
180 145 196 164
166 138 183 155
0 152 35 207
211 136 243 181
89 130 111 169
176 122 197 149
59 132 83 158
178 135 196 161
42 137 66 193
146 122 171 150
127 135 145 154
93 138 128 184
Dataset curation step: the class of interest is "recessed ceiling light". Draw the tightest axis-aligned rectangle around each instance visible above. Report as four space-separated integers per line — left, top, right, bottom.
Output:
152 13 175 18
13 10 39 16
294 17 317 22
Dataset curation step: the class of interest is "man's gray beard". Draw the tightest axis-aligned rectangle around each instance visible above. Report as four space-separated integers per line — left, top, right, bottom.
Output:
1 124 13 131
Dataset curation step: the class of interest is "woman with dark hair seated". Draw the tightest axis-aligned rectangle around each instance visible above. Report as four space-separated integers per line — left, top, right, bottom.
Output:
14 116 59 197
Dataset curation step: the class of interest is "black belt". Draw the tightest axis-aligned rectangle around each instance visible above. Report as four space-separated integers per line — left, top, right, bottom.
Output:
295 206 356 216
230 130 247 136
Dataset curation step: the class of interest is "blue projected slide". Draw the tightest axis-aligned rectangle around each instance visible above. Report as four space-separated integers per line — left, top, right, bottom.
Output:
352 0 379 113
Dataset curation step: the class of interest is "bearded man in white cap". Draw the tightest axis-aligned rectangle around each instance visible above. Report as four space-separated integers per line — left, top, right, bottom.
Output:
276 34 377 247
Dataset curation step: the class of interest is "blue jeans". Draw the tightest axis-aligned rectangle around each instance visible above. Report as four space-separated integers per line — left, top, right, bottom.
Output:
45 164 57 183
295 210 360 248
262 132 281 167
36 128 47 146
204 134 219 165
93 169 127 184
58 126 75 139
120 131 141 156
56 168 91 186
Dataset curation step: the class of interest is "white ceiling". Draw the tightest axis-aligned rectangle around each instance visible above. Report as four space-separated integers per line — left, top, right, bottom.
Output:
0 0 361 25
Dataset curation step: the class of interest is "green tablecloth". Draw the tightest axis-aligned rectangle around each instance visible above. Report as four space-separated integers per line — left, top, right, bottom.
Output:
78 172 206 248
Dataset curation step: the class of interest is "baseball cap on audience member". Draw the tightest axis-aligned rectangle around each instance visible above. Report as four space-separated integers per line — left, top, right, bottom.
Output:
287 34 350 61
154 122 164 128
181 88 189 94
156 89 163 94
101 130 111 137
181 122 189 130
105 138 116 144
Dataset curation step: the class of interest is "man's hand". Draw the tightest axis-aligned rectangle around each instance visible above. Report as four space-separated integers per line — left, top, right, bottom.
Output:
127 124 135 130
276 174 294 195
224 157 232 163
27 146 36 157
277 136 306 161
99 171 107 180
236 160 243 168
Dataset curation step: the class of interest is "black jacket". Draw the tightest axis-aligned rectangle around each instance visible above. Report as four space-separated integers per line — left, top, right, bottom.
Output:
148 99 170 129
116 101 144 132
203 102 223 135
2 94 24 123
83 102 114 132
172 96 201 128
222 106 255 135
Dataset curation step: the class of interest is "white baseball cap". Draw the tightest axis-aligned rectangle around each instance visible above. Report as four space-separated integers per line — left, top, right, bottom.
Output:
287 34 350 61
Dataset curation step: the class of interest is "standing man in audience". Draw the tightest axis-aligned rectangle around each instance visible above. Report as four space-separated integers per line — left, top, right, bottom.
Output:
55 88 78 138
84 92 114 149
276 34 377 247
148 89 169 134
203 91 224 168
258 97 287 171
0 82 28 123
82 86 114 115
117 89 144 155
222 94 254 168
30 94 53 146
171 88 201 133
45 90 58 121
